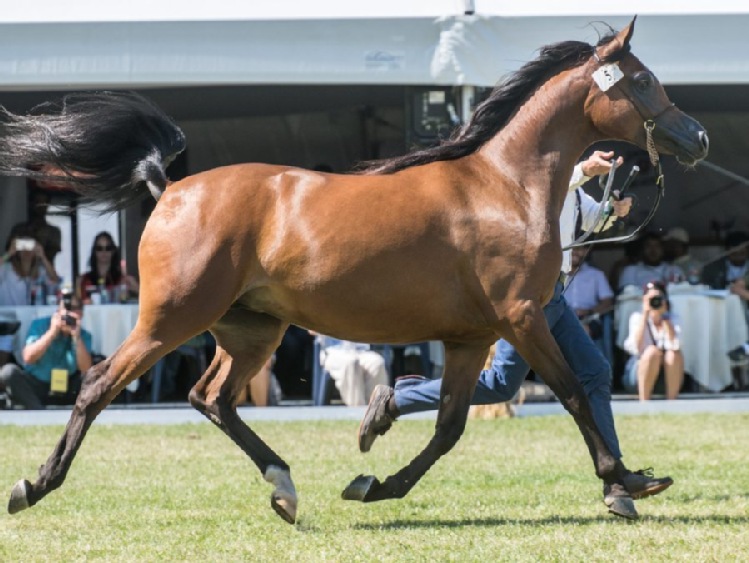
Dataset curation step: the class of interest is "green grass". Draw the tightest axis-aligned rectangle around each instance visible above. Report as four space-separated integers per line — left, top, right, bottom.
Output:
1 413 748 561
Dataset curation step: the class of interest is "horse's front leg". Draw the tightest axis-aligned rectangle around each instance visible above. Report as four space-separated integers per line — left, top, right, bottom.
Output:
503 299 622 483
342 343 488 502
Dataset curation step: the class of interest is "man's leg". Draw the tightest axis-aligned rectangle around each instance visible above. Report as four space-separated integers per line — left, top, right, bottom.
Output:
550 294 672 509
393 338 527 415
549 296 621 459
0 365 46 409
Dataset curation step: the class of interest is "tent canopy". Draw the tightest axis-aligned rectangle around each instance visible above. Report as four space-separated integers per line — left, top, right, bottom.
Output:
2 2 749 89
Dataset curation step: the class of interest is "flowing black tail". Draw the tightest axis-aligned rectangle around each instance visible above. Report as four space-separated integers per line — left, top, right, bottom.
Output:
0 91 186 212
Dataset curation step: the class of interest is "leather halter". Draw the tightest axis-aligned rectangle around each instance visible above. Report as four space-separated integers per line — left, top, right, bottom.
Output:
565 51 669 250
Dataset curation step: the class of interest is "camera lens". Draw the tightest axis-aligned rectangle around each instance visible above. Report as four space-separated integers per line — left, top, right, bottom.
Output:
649 296 663 308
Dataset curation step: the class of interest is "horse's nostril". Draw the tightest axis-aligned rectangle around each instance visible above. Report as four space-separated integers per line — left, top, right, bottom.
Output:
699 130 709 153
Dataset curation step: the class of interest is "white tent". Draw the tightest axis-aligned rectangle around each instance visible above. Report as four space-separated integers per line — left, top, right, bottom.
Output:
2 2 749 89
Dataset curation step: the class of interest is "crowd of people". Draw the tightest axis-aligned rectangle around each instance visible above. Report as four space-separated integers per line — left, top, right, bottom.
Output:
2 171 749 411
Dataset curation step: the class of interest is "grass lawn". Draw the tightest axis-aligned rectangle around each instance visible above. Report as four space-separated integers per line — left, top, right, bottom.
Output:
1 412 748 561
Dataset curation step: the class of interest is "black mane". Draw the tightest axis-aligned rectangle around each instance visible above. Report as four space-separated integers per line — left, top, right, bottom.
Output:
358 33 628 175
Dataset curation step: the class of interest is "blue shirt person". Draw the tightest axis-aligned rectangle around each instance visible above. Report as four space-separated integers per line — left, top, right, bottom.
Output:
0 295 93 409
24 317 93 383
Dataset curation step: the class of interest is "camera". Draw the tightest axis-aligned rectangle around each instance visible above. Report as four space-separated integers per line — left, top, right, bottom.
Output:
649 295 664 309
15 237 36 252
61 287 74 311
62 313 77 327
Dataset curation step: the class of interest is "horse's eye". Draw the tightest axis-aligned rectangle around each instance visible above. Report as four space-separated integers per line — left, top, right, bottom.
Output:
634 73 652 93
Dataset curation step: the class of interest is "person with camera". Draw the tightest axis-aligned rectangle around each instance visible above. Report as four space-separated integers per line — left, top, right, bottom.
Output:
0 292 92 409
0 228 60 306
623 281 684 401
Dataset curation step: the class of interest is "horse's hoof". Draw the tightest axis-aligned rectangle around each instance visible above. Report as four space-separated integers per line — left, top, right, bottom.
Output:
271 492 297 525
8 479 31 515
263 465 297 525
341 474 379 502
605 494 639 520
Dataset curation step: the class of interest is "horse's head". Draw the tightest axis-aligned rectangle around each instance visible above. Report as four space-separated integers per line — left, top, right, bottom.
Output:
585 17 708 166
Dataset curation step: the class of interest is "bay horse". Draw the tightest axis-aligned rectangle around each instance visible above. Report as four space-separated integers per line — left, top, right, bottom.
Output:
0 18 707 524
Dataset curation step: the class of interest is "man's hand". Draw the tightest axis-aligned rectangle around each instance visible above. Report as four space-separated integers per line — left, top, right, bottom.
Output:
580 150 624 178
49 311 64 337
611 196 633 218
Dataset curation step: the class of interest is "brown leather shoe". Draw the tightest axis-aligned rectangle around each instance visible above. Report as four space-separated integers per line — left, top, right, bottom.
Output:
358 385 396 453
603 482 639 520
622 468 673 500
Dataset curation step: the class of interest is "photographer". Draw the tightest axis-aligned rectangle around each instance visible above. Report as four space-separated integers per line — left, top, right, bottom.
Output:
623 281 684 401
0 292 92 409
0 229 60 306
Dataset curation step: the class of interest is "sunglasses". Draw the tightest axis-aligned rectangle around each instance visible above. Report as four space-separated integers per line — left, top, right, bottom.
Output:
95 245 115 251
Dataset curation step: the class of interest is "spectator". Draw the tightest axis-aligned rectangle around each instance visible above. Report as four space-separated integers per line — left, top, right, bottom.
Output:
316 335 388 406
703 231 749 363
623 281 684 400
76 231 139 303
608 239 641 294
0 292 93 409
566 247 614 339
0 229 60 306
701 231 749 290
618 232 685 292
662 227 701 282
9 185 62 264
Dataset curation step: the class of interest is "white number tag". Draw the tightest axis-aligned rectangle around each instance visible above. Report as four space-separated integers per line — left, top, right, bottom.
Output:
592 63 624 92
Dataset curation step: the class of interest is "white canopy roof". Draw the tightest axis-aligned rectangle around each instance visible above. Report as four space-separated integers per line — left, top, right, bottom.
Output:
0 2 748 89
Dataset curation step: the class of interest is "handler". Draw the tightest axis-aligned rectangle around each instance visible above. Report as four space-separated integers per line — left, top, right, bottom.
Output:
358 150 672 520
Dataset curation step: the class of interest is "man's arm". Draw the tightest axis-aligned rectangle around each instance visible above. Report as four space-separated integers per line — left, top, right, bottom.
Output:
22 316 62 365
569 150 621 191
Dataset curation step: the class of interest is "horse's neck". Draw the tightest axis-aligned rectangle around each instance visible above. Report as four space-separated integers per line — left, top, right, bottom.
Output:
478 64 599 218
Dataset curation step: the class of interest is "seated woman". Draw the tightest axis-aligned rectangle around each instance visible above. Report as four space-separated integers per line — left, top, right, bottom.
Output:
316 335 388 406
76 231 139 303
0 230 60 306
623 281 684 401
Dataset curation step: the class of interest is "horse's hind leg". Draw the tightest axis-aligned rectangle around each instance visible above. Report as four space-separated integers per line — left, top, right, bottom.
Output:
187 307 297 524
8 327 176 514
343 342 488 502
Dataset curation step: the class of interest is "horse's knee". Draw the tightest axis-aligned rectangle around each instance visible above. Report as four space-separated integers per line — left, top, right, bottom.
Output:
74 361 111 407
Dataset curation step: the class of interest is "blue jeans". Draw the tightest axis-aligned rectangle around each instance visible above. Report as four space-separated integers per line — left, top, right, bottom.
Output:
394 280 622 459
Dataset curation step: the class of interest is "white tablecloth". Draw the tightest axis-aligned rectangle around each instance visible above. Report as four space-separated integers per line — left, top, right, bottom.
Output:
615 287 748 392
0 304 139 359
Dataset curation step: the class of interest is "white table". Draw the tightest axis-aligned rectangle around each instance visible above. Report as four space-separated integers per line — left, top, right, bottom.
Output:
0 304 139 359
615 286 748 392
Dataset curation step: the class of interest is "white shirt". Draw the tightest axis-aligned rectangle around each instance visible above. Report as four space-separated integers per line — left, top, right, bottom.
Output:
623 311 682 356
560 165 617 273
0 263 32 306
566 262 614 311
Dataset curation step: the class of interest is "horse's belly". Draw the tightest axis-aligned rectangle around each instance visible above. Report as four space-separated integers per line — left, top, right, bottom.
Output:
247 273 493 345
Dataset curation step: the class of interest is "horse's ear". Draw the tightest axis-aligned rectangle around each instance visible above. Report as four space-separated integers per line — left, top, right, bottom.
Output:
598 16 636 59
